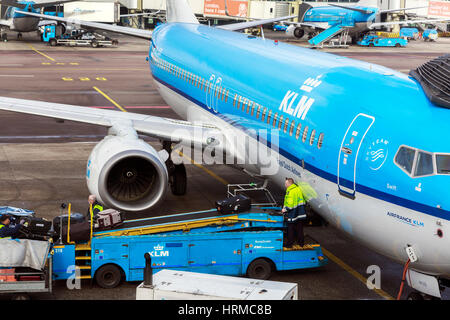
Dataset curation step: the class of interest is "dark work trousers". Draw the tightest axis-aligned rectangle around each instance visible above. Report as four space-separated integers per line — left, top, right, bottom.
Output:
285 220 304 247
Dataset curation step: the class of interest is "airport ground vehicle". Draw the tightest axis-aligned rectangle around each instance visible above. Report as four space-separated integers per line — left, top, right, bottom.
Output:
51 207 327 288
423 29 438 41
357 34 408 47
43 27 118 47
400 27 419 40
273 24 288 31
0 241 53 300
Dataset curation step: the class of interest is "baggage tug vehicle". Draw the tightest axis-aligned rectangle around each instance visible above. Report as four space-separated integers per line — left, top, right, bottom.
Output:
51 205 327 288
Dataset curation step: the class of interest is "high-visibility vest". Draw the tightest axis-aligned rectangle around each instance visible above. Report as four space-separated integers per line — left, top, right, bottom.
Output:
93 203 104 213
283 184 306 222
0 224 11 239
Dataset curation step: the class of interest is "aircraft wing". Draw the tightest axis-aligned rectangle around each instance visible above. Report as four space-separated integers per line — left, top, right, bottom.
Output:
0 96 221 146
0 19 12 28
16 11 153 39
218 15 297 31
370 18 450 29
283 21 326 30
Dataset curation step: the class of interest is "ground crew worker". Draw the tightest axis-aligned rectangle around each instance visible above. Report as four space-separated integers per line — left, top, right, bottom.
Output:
0 215 23 239
282 178 306 248
87 195 104 220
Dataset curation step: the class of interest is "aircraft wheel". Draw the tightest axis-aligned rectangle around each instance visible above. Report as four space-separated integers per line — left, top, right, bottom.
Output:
247 259 272 280
17 33 22 40
95 264 122 289
1 33 7 42
170 163 187 196
407 292 424 300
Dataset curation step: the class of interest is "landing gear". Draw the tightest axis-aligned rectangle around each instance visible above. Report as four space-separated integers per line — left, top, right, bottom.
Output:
1 31 7 42
17 33 22 40
407 292 424 300
163 141 187 196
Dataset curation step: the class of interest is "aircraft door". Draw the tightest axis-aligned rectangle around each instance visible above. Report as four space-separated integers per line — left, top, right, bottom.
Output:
337 113 374 199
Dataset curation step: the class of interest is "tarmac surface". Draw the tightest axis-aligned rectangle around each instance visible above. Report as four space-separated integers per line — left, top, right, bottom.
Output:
0 29 449 300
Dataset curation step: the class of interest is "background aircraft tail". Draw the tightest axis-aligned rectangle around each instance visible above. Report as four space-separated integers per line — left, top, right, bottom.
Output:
166 0 199 24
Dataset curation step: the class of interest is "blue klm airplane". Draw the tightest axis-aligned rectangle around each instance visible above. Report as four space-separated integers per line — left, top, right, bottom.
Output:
2 0 450 300
0 0 76 40
283 2 449 45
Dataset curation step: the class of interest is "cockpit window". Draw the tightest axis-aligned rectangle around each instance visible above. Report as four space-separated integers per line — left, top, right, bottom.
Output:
436 155 450 174
395 146 415 174
395 146 450 178
414 151 434 177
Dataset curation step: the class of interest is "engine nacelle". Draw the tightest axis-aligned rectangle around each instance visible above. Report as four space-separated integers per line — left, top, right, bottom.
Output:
286 25 305 39
86 134 168 212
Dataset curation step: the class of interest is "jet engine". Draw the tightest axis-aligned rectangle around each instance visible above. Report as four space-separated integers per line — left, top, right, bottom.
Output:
86 130 168 212
286 25 305 39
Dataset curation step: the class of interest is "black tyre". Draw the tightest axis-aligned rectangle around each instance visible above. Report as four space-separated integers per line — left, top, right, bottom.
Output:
95 264 122 289
170 164 187 196
49 38 57 47
91 40 99 48
407 292 424 300
247 259 272 280
395 43 401 47
369 43 374 47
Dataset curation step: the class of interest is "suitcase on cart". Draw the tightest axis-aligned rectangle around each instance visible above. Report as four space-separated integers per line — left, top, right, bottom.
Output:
61 221 91 243
21 217 52 236
94 209 122 230
53 213 85 232
215 194 251 215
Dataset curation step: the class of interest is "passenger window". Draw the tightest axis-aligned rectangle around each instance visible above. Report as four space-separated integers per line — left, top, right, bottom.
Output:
436 155 450 175
267 110 272 124
225 90 229 102
284 118 289 133
395 146 416 174
278 115 283 129
250 102 255 116
295 124 302 139
302 126 309 143
256 104 261 119
233 94 237 107
243 99 248 112
318 133 324 149
273 113 278 127
414 151 434 176
309 129 316 145
289 120 295 136
261 108 266 122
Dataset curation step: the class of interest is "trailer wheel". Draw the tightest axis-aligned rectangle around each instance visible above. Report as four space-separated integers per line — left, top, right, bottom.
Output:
91 40 99 48
95 264 122 289
247 259 272 280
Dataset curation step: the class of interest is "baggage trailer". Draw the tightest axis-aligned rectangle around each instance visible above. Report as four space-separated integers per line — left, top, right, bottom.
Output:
0 246 53 300
52 208 327 288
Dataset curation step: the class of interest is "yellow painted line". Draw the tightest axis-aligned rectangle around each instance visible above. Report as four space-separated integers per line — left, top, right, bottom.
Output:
28 45 55 62
321 247 394 300
93 86 127 113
